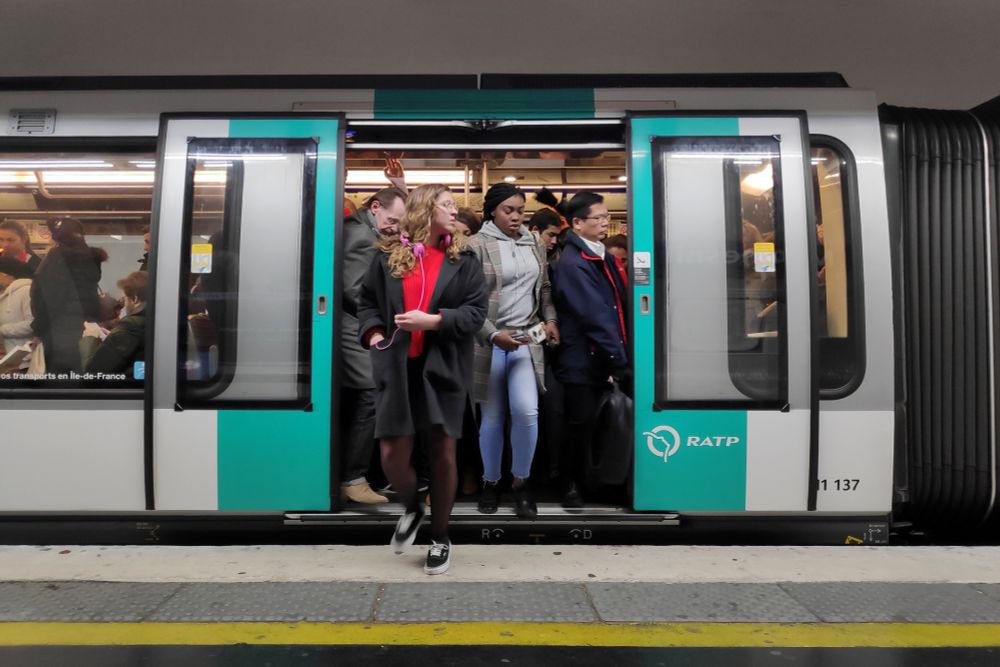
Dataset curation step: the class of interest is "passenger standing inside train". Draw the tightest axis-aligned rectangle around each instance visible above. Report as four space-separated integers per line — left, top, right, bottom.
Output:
527 207 568 481
605 234 629 286
0 220 41 272
340 187 407 505
454 207 483 496
550 192 628 507
528 208 564 260
0 257 35 364
358 184 487 575
534 187 568 230
30 218 108 374
80 271 147 374
468 183 558 518
137 227 151 272
455 208 482 237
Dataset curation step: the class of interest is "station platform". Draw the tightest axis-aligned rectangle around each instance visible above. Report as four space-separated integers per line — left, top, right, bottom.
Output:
2 544 1000 665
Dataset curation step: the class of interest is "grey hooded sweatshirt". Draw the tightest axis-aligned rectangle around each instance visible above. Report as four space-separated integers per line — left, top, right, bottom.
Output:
479 220 540 330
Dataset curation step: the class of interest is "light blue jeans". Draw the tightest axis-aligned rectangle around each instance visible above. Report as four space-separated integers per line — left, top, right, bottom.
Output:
479 344 539 482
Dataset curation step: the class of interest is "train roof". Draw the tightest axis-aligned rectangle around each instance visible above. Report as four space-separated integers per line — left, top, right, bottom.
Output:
0 72 849 92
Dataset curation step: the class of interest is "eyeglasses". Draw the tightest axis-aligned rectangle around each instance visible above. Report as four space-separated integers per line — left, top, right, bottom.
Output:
583 213 611 222
436 201 458 211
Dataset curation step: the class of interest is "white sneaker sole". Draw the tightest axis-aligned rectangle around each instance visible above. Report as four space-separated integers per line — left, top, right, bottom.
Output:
424 558 451 575
390 512 424 554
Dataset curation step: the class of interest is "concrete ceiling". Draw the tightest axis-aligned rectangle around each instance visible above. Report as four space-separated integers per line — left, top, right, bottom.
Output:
1 0 996 109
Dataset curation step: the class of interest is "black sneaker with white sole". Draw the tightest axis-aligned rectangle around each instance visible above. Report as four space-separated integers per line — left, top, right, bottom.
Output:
390 504 426 554
424 540 451 575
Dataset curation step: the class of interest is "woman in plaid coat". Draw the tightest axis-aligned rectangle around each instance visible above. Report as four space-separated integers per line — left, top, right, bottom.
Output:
466 183 559 519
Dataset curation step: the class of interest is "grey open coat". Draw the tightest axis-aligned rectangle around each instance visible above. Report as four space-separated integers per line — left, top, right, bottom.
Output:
357 249 488 439
466 226 557 405
340 209 379 389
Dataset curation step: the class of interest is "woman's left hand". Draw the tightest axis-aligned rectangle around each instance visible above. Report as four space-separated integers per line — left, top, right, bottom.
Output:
394 310 441 332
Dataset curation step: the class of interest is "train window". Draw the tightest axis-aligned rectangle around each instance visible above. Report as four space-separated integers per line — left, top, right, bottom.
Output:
176 138 316 409
810 138 864 396
0 147 154 392
652 136 787 408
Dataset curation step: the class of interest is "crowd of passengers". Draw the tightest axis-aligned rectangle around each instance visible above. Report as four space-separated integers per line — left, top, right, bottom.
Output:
0 218 148 378
340 181 631 547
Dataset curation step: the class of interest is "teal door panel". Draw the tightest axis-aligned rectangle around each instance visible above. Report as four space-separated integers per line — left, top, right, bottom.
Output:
629 114 815 513
216 118 340 510
152 115 342 511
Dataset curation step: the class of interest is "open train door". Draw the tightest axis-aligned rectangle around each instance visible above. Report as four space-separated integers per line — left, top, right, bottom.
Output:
628 113 820 514
146 114 343 511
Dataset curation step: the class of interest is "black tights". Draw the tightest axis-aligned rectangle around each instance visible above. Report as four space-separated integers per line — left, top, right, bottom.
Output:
380 427 457 542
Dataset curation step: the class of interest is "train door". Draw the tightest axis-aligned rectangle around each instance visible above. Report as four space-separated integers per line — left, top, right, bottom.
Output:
628 113 818 512
148 114 343 511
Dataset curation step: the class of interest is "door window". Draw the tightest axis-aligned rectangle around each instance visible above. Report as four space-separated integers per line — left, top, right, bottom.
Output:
652 137 787 408
176 138 316 408
811 139 865 396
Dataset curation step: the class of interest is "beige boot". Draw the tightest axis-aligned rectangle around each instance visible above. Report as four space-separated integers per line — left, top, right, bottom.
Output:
342 481 388 504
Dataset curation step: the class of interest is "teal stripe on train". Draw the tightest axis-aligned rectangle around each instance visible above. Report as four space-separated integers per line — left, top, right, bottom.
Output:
629 117 748 511
217 118 338 510
374 89 594 119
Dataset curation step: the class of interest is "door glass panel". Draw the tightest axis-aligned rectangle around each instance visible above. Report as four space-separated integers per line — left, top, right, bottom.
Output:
177 138 316 408
653 137 787 406
811 142 864 395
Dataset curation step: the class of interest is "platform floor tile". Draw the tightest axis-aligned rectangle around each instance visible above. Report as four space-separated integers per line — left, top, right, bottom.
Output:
0 582 181 622
782 583 1000 622
146 583 378 622
586 583 818 622
375 583 597 622
973 584 1000 605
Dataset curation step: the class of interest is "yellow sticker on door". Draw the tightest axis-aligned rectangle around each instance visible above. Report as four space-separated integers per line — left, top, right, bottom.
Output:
754 242 775 273
191 243 213 274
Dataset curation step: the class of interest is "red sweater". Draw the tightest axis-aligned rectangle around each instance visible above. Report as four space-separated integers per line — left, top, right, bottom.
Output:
402 245 445 357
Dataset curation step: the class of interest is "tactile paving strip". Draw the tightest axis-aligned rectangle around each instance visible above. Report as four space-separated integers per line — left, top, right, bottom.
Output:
586 583 819 622
376 583 597 622
6 581 1000 624
147 583 378 622
781 583 1000 622
0 582 181 622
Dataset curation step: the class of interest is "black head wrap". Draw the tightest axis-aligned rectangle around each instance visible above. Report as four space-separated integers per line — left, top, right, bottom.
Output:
483 183 523 221
0 256 33 279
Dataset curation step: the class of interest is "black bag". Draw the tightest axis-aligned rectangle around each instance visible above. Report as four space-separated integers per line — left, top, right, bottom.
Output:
585 382 634 487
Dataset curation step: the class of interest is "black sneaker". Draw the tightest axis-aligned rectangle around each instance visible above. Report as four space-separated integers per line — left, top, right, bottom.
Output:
511 480 538 519
477 480 501 514
561 481 584 509
390 504 426 554
424 540 451 575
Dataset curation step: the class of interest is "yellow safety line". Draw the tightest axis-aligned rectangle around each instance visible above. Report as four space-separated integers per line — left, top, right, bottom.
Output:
1 622 1000 647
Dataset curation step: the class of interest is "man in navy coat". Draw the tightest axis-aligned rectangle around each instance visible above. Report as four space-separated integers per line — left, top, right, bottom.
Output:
550 191 628 507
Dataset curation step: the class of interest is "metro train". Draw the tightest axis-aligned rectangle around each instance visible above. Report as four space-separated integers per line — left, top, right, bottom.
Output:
0 73 997 545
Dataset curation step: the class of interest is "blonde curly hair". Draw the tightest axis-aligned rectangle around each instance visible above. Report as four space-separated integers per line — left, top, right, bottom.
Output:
379 183 468 277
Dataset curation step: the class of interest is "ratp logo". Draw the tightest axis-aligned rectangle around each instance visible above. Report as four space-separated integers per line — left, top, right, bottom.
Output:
644 424 744 462
644 425 681 462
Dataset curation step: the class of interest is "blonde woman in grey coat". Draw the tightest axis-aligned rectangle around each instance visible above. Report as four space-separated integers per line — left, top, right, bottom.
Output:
467 183 559 519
